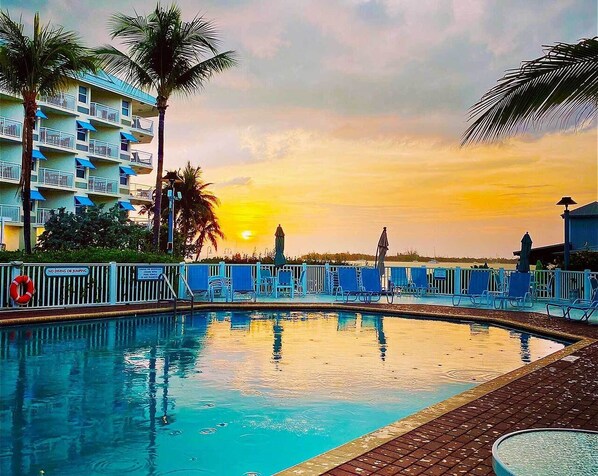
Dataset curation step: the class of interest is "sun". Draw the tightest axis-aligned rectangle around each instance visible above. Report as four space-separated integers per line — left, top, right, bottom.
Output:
241 230 253 240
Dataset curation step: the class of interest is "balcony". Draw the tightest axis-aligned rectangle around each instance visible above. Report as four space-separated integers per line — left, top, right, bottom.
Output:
130 150 153 168
0 160 21 182
129 183 154 203
35 207 54 225
89 139 119 160
131 116 154 135
39 127 75 150
0 116 22 141
38 167 74 188
0 204 20 223
89 176 118 195
39 92 76 112
90 102 120 125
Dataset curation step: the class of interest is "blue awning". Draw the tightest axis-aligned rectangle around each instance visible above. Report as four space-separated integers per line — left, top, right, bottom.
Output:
75 196 95 206
76 157 96 169
32 149 47 160
119 165 137 176
36 109 48 119
120 131 139 143
118 201 136 211
76 120 97 132
30 190 46 201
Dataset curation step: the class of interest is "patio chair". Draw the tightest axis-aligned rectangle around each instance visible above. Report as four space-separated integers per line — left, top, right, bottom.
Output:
360 267 393 303
295 269 307 296
493 272 533 309
452 270 491 306
335 267 362 302
186 264 213 301
532 272 554 300
388 267 411 295
546 278 598 323
411 267 438 296
274 270 295 298
230 265 256 302
258 268 275 295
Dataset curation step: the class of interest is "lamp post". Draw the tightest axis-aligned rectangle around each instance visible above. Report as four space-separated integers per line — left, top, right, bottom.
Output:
162 171 182 254
556 196 576 270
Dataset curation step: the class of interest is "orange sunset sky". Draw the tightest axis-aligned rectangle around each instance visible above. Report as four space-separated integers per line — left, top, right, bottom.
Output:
6 0 597 258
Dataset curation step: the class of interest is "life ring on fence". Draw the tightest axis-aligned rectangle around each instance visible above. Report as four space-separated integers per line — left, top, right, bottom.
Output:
10 275 35 305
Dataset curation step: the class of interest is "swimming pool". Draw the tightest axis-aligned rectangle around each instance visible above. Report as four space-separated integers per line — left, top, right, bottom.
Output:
0 311 566 475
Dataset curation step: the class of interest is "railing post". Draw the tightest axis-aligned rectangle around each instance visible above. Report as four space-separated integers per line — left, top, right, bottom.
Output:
499 268 505 291
9 261 22 308
554 268 562 300
454 267 461 294
178 262 187 299
325 262 331 294
256 262 261 295
302 262 308 295
109 261 117 304
219 261 226 277
584 269 591 300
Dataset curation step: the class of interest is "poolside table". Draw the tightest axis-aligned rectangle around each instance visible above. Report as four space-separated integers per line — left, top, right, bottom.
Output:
492 428 598 476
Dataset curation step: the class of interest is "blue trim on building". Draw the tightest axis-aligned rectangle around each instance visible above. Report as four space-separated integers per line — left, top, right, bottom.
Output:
30 190 46 201
78 71 156 107
76 120 97 132
120 132 139 142
75 196 95 206
118 200 136 211
119 165 137 176
76 158 95 169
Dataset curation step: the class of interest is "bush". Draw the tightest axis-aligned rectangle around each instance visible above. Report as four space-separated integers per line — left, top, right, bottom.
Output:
556 250 598 272
0 249 182 264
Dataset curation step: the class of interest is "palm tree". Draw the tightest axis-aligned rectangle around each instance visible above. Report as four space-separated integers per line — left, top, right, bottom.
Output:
463 37 598 144
96 3 236 249
0 12 96 253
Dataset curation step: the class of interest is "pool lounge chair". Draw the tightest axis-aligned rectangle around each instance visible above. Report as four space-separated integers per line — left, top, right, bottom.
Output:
335 267 362 302
452 270 491 306
230 265 256 302
187 264 213 302
360 267 394 303
493 272 532 309
389 267 411 295
274 270 295 298
546 280 598 323
411 267 438 297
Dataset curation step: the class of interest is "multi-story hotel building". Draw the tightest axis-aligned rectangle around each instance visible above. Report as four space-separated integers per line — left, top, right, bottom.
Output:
0 72 156 250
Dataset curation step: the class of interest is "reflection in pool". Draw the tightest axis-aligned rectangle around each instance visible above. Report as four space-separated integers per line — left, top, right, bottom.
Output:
0 311 566 475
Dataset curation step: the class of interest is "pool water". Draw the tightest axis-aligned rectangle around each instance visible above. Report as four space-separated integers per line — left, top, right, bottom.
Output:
0 311 566 475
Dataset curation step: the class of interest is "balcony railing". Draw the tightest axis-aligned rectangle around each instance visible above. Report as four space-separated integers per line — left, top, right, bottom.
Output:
38 167 74 188
131 116 154 135
130 150 153 167
39 127 74 149
0 116 22 139
0 160 21 181
129 183 154 201
89 139 119 159
36 207 54 225
39 92 76 111
89 176 118 195
90 102 120 124
0 204 20 223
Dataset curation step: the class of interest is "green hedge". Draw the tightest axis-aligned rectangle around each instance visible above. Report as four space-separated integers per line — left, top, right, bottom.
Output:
0 249 182 264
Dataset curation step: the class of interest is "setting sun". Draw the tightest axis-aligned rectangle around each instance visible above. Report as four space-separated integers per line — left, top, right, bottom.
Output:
241 230 253 240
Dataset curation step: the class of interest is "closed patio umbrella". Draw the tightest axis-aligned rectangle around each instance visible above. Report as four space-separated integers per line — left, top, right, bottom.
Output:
518 232 532 273
374 227 389 277
274 224 286 268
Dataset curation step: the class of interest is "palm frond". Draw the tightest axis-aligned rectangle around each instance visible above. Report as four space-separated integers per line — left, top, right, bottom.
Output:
170 51 237 96
463 37 598 144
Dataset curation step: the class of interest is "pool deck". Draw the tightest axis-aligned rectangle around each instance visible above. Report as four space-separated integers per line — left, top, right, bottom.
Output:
1 298 597 476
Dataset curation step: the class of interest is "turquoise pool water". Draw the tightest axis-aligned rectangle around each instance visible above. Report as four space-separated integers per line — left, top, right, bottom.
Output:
0 311 566 475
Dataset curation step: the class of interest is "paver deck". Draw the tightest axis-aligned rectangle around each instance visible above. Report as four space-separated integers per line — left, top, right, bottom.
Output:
1 301 597 476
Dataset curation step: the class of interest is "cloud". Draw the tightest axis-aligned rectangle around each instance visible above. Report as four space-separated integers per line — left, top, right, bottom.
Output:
217 176 253 187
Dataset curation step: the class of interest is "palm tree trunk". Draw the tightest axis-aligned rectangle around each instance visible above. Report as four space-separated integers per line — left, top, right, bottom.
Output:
21 94 36 254
152 98 167 249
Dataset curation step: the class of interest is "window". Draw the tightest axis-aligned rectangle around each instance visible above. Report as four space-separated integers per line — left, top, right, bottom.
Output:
120 171 129 186
31 159 37 172
120 137 129 152
78 86 88 103
122 100 130 117
76 164 86 179
77 125 87 142
75 205 85 216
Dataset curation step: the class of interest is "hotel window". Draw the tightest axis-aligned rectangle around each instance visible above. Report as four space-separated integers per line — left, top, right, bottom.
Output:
76 164 86 179
78 86 88 103
31 159 37 172
120 137 129 152
120 170 129 186
77 125 87 142
122 100 130 117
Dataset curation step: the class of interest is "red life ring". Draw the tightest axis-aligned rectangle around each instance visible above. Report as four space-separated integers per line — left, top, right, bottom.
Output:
10 275 35 305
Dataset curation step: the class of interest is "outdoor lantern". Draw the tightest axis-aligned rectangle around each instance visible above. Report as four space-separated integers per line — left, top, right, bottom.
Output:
162 171 183 253
556 196 576 270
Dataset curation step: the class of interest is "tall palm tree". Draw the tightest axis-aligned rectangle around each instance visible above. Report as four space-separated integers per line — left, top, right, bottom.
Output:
96 3 236 249
0 12 96 253
463 37 598 144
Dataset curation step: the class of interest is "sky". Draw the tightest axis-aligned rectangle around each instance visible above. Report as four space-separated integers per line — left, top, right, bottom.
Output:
5 0 597 258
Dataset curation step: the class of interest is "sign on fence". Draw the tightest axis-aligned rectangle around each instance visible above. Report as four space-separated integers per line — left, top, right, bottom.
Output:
433 268 447 280
136 266 164 281
45 266 90 277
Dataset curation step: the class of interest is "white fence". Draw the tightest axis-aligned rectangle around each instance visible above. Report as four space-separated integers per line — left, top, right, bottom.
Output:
0 261 594 310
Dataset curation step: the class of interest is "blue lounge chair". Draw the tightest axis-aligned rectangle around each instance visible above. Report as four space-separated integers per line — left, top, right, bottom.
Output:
411 267 437 296
230 265 256 302
452 270 491 306
187 264 213 301
546 280 598 323
274 270 295 298
335 267 362 302
389 267 411 294
493 272 532 309
360 267 393 303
